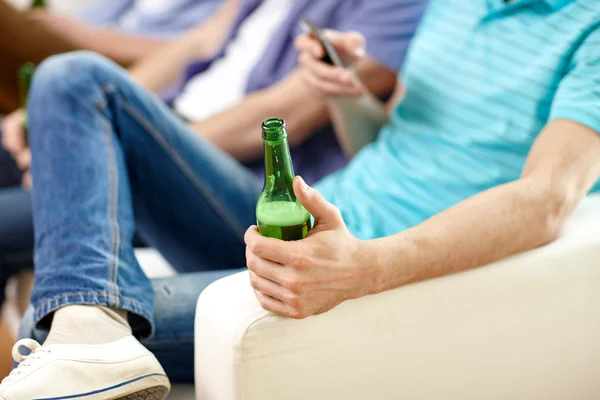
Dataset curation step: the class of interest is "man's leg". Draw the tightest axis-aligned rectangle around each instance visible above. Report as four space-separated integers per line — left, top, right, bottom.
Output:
0 1 77 113
1 51 260 398
0 188 149 314
2 188 241 383
0 188 33 312
28 51 260 331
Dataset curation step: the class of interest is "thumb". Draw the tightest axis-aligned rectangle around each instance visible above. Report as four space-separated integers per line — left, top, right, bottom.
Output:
293 176 343 227
328 30 366 59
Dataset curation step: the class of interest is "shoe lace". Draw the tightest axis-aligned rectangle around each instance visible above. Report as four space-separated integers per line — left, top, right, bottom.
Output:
0 339 50 387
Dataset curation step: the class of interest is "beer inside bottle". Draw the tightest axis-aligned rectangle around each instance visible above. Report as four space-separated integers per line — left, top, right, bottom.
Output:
256 118 312 241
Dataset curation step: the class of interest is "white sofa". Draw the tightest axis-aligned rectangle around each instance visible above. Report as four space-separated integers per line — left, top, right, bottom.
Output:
193 194 600 400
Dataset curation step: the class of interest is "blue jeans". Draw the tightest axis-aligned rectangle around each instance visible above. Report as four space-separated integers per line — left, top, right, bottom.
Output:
25 51 266 381
0 185 146 308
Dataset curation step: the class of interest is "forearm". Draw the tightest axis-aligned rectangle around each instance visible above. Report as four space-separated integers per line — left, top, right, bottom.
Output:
129 0 239 92
362 179 567 295
328 94 388 157
129 39 198 92
192 73 330 161
357 120 600 296
80 29 171 66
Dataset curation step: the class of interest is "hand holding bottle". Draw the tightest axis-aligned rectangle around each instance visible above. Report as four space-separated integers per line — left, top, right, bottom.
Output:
246 176 369 319
295 30 367 98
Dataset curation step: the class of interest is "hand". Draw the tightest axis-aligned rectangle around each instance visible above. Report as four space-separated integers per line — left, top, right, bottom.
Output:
295 30 367 98
245 177 371 319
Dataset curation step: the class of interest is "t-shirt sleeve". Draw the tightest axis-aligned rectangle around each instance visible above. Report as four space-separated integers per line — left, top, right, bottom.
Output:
550 27 600 134
76 0 132 28
336 0 429 72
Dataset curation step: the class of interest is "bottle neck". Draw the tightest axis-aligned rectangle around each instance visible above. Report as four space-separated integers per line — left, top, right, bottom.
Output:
263 136 295 194
31 0 45 9
18 65 35 108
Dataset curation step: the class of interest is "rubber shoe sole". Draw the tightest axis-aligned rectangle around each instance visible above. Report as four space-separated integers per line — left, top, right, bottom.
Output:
33 374 171 400
117 386 169 400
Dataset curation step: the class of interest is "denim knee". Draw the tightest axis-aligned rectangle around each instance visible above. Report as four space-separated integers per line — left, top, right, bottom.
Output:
32 51 111 91
29 51 119 116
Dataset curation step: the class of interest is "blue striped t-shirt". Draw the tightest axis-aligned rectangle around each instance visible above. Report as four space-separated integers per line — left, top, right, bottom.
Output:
317 0 600 240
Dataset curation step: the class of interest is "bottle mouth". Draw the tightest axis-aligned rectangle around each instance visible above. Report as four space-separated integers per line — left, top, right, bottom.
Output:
18 62 36 80
262 118 287 141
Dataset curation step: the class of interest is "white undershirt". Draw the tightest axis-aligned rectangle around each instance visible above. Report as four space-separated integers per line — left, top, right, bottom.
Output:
174 0 294 121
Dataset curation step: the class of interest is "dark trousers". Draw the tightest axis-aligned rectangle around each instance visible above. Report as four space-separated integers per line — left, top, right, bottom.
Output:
0 187 33 307
0 122 30 306
0 134 22 188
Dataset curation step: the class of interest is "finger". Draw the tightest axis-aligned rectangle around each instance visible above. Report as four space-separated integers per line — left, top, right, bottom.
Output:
244 227 294 264
22 171 32 189
246 246 283 281
301 68 364 98
249 271 296 305
4 133 27 157
254 290 301 318
15 149 31 171
325 30 366 60
294 34 324 58
293 176 343 226
336 31 366 57
2 123 27 155
299 53 353 83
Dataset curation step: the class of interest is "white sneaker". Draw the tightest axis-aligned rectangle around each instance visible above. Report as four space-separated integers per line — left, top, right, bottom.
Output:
0 336 170 400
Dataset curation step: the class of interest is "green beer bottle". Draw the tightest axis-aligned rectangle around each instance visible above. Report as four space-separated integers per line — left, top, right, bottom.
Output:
256 118 312 241
30 0 46 8
18 62 36 131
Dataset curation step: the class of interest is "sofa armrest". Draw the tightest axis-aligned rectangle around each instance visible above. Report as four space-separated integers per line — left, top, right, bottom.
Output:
194 196 600 400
